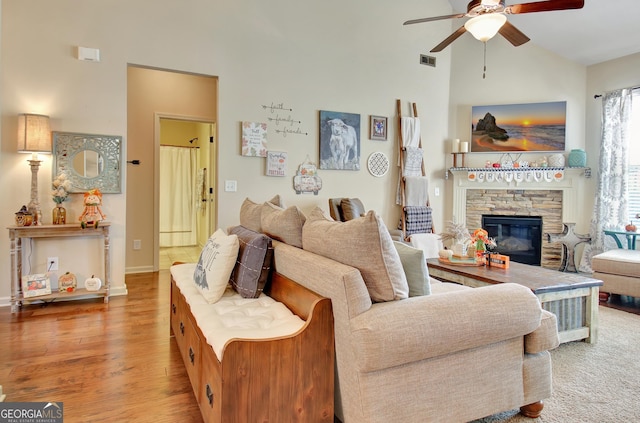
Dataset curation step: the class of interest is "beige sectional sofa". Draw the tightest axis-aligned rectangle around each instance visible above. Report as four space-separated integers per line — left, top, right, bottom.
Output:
237 197 560 422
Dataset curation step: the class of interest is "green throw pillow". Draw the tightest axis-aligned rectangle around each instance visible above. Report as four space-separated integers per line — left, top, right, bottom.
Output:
393 241 431 297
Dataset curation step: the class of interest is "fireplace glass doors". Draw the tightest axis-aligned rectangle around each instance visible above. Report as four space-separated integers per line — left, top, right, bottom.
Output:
482 215 543 266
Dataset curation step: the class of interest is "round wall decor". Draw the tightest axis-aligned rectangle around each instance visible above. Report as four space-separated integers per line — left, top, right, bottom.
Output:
367 152 390 177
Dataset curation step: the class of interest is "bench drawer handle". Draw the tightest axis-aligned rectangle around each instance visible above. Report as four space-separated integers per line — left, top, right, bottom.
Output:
206 384 214 406
189 347 195 364
179 321 184 335
172 304 176 314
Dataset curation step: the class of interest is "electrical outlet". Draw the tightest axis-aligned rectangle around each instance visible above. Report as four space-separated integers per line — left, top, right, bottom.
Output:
48 257 59 271
133 240 142 250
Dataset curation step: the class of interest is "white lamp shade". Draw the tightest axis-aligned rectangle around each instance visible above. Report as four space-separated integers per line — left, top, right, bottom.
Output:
17 114 51 153
464 14 507 42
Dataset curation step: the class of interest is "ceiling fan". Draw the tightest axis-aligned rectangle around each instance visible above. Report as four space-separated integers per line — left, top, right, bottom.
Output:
404 0 585 53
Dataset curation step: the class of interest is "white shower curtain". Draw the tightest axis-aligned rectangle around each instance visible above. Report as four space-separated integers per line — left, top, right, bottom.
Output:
160 146 198 247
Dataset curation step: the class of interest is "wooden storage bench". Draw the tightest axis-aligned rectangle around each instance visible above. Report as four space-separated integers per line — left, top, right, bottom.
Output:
170 270 334 422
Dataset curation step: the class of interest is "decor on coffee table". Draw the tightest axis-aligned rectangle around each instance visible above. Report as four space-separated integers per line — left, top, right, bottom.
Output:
546 223 591 272
470 228 496 261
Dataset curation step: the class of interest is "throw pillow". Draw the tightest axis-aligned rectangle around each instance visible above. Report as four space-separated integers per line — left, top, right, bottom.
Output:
239 195 284 232
302 207 409 302
393 241 431 297
228 225 274 298
193 229 240 303
260 202 306 248
340 198 366 220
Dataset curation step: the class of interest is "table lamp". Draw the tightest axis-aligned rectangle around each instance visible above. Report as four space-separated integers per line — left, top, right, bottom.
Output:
17 114 51 226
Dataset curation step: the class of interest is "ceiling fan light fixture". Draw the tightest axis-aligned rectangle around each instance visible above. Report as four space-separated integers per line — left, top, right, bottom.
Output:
464 13 507 42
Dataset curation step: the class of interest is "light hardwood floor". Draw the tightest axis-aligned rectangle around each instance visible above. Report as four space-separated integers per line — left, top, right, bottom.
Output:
0 270 204 422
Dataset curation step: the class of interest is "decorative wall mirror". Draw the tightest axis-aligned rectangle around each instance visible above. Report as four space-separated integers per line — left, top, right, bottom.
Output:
52 132 122 193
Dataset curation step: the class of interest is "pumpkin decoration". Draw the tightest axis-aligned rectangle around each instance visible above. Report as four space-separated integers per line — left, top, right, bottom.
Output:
58 272 77 293
85 275 102 292
625 221 637 232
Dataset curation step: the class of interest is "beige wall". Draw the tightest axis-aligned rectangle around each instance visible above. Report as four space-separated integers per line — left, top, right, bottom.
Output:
2 1 638 304
0 0 455 302
447 34 589 228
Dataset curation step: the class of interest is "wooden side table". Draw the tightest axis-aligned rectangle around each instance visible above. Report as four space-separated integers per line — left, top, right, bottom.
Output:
8 223 111 312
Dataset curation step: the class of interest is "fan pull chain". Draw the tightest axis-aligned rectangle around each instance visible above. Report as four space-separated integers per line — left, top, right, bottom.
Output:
483 42 487 79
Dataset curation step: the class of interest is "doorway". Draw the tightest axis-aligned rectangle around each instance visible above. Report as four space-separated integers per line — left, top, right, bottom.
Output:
126 65 218 274
158 117 215 269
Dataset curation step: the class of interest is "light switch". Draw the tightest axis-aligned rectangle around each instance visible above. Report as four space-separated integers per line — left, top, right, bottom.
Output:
225 180 237 192
434 187 440 197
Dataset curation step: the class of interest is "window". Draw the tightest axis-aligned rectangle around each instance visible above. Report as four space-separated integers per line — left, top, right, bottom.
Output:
629 89 640 223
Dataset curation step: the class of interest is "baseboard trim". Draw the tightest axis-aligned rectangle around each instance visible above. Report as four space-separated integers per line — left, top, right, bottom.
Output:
125 266 155 274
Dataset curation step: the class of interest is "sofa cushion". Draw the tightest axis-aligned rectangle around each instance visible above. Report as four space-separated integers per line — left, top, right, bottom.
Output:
591 249 640 278
171 263 304 361
302 207 408 302
239 195 284 232
260 202 306 248
193 229 240 303
394 241 431 297
228 225 274 298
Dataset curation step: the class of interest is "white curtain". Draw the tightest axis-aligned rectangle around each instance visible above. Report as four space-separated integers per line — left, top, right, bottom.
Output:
579 88 633 272
160 146 198 247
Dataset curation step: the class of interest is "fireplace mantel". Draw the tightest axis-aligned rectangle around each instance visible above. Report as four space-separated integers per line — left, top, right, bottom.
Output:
449 167 591 226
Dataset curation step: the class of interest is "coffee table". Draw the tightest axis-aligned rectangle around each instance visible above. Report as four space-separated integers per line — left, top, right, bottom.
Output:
426 259 603 344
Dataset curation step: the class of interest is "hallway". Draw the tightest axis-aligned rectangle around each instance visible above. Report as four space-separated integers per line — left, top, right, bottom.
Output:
159 246 201 269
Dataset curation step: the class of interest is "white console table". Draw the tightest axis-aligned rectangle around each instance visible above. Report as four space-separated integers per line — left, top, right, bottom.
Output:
8 223 111 313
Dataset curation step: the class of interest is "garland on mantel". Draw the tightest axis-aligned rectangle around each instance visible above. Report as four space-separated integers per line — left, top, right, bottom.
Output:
447 166 592 181
451 166 567 172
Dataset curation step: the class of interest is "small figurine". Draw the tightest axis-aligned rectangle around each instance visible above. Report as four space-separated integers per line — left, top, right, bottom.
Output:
79 189 106 228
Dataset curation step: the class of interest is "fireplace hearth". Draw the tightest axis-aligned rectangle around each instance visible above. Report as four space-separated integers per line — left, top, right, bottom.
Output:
482 215 543 266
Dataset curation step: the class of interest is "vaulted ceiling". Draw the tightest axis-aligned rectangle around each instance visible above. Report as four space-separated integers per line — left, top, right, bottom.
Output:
443 0 640 66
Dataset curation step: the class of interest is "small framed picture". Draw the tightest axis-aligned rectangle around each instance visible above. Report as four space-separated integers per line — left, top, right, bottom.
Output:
370 115 388 141
22 273 52 298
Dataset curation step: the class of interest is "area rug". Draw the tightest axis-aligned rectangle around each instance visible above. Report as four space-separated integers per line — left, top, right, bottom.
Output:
475 306 640 422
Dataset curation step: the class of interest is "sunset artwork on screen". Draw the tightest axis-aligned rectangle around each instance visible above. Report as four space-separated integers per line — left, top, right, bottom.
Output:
470 101 566 152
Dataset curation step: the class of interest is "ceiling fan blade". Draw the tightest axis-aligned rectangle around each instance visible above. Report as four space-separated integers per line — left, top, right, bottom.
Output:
430 26 467 53
498 21 530 46
404 13 466 25
505 0 584 15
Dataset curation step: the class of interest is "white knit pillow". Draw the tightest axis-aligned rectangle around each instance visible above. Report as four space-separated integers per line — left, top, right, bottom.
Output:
193 229 239 303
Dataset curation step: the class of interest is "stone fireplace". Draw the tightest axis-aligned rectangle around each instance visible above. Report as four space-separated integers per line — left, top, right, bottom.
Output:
449 167 590 269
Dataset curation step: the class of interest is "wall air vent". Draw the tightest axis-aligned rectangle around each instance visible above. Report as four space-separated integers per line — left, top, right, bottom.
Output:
419 54 436 67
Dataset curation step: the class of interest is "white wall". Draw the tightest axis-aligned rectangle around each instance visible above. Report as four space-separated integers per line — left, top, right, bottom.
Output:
0 0 454 303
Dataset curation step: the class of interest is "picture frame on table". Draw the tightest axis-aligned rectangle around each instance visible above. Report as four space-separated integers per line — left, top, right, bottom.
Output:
370 115 388 141
21 273 52 298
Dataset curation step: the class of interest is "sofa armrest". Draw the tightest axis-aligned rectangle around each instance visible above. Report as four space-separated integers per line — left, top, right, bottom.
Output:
525 309 559 354
350 283 544 372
